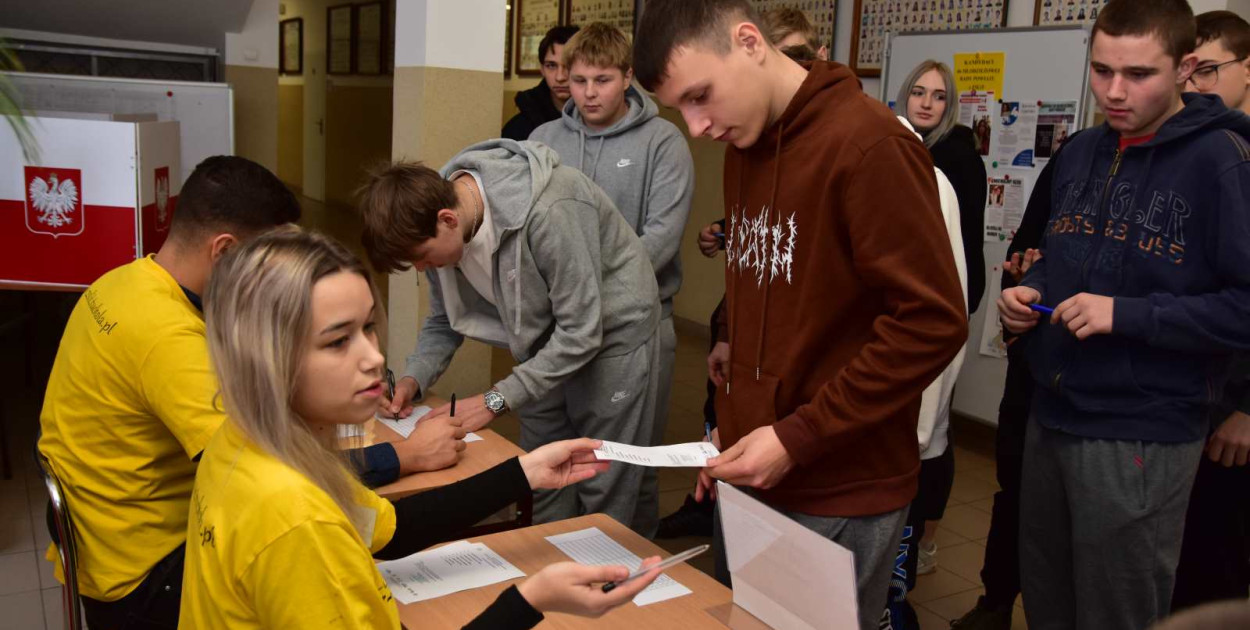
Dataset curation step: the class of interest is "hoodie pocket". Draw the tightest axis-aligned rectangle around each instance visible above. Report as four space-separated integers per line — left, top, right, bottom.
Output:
714 368 782 448
1128 345 1207 407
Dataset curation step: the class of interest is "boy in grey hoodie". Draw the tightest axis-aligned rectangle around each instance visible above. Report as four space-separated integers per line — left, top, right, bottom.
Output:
358 140 662 535
530 23 695 537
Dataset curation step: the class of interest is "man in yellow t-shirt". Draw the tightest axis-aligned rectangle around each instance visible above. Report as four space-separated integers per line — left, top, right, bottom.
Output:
38 156 465 629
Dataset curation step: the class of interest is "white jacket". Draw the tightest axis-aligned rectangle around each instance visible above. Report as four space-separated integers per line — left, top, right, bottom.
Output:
897 116 970 459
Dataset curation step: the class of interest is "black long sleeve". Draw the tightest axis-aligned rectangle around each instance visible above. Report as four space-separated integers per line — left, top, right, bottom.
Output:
373 457 531 560
462 585 544 630
931 125 988 314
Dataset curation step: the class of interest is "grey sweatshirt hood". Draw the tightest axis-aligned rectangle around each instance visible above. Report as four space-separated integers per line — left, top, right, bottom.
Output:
438 139 558 235
530 87 694 316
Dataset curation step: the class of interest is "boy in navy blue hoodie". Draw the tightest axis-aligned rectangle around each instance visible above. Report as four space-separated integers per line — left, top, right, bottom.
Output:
997 1 1250 628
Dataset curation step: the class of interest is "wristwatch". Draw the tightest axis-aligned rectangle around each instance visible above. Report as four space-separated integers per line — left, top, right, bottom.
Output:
484 388 508 415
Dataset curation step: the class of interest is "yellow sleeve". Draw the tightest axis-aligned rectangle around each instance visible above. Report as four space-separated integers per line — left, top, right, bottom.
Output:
245 520 400 629
359 488 397 553
138 324 227 459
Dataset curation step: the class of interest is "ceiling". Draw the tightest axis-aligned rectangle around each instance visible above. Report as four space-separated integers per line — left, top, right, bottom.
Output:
1 0 256 50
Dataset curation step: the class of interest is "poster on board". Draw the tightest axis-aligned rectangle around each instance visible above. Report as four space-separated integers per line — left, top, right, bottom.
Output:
980 266 1008 358
958 91 994 157
984 174 1026 243
997 101 1039 167
1033 101 1078 166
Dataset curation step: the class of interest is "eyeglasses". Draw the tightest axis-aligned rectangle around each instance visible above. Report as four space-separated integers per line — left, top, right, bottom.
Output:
1187 57 1248 90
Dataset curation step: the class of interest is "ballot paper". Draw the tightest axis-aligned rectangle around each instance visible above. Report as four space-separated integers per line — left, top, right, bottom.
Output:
545 527 692 606
375 405 482 442
376 540 525 604
593 441 719 468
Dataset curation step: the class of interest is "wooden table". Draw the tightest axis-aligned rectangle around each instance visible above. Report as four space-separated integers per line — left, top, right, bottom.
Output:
366 398 533 537
396 513 739 629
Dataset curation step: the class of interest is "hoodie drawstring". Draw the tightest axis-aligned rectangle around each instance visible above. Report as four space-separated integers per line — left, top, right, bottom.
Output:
754 123 785 382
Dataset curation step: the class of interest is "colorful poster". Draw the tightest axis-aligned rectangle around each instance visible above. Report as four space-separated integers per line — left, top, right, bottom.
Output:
996 101 1038 167
1033 101 1078 166
958 91 994 156
984 174 1026 243
953 51 1006 97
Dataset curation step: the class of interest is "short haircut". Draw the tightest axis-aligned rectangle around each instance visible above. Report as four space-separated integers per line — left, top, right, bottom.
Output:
761 7 819 50
356 161 456 273
779 44 817 64
169 155 300 243
1092 0 1196 65
539 25 581 64
563 22 632 73
634 0 762 92
1196 10 1250 60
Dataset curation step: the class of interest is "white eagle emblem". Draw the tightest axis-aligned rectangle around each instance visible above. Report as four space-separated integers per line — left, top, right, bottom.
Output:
29 173 79 229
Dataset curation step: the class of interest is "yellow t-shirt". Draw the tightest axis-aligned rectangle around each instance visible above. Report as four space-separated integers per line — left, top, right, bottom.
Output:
38 255 224 601
180 420 399 629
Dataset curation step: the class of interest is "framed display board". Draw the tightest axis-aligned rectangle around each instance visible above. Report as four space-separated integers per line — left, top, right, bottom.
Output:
566 0 635 40
355 2 385 75
505 1 514 77
750 1 838 52
327 4 355 75
1034 0 1107 26
852 0 1009 77
516 0 564 76
280 18 303 75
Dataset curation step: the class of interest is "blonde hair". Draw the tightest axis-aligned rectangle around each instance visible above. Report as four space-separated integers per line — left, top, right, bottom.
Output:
562 22 632 73
761 7 819 50
204 226 377 532
893 60 958 149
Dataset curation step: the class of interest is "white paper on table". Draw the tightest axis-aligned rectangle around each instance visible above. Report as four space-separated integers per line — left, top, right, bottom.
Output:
593 441 719 468
376 541 525 604
545 527 692 606
375 405 482 442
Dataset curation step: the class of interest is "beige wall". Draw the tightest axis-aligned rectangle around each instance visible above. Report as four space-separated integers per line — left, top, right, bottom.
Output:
226 64 279 173
326 82 393 206
277 83 304 189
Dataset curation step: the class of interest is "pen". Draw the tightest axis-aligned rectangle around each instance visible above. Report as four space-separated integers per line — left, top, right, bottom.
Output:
1029 304 1054 315
601 544 710 593
704 421 713 443
385 369 399 420
450 393 457 418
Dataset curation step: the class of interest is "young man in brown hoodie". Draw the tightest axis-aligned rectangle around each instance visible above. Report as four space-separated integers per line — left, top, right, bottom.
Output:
634 2 968 628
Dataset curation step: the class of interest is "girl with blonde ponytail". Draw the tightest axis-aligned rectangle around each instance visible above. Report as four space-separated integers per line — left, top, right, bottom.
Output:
180 227 660 629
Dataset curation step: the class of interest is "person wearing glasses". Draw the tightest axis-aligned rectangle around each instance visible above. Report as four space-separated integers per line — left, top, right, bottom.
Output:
1171 10 1250 614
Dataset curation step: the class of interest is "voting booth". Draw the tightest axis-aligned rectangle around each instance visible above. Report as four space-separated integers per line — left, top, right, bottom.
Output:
0 115 181 289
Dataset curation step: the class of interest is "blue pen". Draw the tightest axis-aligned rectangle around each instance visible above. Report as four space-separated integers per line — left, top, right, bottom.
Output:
1030 304 1054 315
704 421 714 443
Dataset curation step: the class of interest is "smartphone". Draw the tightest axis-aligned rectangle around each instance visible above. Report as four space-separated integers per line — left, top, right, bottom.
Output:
600 544 710 593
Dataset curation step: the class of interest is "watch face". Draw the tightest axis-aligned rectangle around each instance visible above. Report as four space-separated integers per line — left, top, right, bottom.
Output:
485 391 505 412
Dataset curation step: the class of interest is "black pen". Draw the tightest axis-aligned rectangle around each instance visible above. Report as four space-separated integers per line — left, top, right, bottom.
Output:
385 369 399 420
450 393 457 417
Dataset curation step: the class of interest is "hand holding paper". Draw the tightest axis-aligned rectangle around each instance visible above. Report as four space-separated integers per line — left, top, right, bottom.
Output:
705 425 794 490
593 441 721 468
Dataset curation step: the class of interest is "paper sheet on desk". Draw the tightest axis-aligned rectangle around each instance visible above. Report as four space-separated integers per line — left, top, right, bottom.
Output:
545 527 692 606
593 441 719 468
376 540 525 604
375 406 483 442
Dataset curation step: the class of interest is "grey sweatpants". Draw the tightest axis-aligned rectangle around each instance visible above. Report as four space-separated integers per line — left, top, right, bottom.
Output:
636 316 676 538
1019 416 1204 630
520 329 661 536
713 497 909 630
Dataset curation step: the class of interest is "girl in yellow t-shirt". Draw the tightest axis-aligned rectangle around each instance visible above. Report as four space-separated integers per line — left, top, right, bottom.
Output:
180 227 660 629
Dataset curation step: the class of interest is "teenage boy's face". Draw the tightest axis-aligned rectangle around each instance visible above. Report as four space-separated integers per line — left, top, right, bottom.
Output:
907 69 948 132
653 26 776 149
569 61 633 130
407 210 466 272
541 44 571 104
1185 39 1250 112
1090 32 1197 138
293 271 385 428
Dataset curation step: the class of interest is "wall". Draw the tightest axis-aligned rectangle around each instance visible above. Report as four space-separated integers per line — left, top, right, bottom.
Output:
225 0 280 173
325 77 393 206
277 82 304 187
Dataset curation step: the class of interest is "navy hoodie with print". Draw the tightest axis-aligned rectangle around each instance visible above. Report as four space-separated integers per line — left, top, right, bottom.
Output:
1020 93 1250 443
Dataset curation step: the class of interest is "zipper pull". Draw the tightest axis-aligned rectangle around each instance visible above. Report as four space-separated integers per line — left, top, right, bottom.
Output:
1109 149 1122 178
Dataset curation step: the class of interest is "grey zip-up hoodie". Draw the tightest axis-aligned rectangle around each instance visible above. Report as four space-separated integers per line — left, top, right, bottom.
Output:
530 86 694 317
404 139 660 411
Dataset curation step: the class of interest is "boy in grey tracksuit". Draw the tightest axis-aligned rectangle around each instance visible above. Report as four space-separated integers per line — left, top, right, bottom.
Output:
530 26 694 537
360 139 661 534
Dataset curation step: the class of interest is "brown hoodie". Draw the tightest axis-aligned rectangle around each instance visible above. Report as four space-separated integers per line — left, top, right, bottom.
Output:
715 61 967 517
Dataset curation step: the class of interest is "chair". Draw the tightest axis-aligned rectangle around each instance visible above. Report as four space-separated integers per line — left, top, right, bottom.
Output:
34 442 84 630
